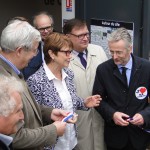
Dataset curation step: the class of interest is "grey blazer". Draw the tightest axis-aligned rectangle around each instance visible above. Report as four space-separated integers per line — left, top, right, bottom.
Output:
0 58 57 150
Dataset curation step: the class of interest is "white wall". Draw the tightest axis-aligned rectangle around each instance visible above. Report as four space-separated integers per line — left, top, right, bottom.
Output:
61 0 75 28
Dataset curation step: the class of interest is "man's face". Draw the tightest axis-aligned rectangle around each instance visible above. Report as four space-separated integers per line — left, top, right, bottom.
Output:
3 92 24 135
109 40 132 65
17 41 40 69
68 26 89 52
35 15 53 40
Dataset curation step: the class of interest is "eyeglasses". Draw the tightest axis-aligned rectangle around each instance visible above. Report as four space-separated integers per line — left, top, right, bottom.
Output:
70 32 90 40
59 50 73 56
38 25 53 32
23 47 39 56
32 48 39 55
110 50 124 56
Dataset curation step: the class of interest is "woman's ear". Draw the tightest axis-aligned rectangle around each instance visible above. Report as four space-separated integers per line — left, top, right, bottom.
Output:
48 49 55 60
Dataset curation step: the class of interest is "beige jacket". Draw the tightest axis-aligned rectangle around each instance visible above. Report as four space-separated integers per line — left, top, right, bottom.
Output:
0 57 57 150
69 44 108 150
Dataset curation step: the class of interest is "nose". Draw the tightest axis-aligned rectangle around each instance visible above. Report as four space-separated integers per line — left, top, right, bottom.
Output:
68 53 72 59
69 54 72 59
44 29 49 32
113 53 118 59
20 110 24 120
83 35 89 40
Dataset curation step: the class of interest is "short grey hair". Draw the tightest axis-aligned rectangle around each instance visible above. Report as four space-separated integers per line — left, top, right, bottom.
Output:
0 75 24 117
107 27 132 48
33 11 54 28
0 20 41 53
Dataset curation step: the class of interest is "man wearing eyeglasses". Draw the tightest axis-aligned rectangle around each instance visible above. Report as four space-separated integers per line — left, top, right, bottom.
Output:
63 18 108 150
93 27 150 150
22 11 54 80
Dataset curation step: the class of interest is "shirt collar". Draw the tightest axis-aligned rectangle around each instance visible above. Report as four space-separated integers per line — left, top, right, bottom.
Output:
0 54 21 75
0 134 13 147
43 63 68 81
72 49 87 57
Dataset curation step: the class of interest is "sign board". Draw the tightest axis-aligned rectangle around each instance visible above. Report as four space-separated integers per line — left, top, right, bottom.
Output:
91 19 134 58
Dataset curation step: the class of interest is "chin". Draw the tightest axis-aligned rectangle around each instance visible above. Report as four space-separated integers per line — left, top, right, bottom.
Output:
82 45 88 49
64 64 69 68
7 129 16 135
114 61 121 65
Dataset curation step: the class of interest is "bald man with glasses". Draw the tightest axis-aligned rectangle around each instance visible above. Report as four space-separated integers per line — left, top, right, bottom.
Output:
22 11 54 80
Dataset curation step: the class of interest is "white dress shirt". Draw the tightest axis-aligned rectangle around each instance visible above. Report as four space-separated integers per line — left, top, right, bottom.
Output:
43 63 77 150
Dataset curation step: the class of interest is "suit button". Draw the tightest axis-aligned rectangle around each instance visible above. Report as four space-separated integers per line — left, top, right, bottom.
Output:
123 90 126 93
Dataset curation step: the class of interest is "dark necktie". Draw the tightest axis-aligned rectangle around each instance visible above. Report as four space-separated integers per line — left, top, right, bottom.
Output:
78 52 87 68
121 67 128 86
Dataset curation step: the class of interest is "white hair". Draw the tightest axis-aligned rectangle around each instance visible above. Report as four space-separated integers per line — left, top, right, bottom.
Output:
107 27 132 49
0 20 41 53
0 75 24 117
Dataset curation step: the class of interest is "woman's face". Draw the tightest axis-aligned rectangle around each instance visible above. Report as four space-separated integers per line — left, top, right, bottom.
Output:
50 46 72 69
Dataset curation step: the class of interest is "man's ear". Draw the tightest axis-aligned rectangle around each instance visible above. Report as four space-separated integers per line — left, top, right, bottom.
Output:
15 47 23 56
129 45 133 53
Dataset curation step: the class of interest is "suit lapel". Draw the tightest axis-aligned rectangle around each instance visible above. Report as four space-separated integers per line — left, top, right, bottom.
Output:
112 55 142 88
70 54 85 69
128 56 142 94
70 48 96 69
23 82 43 123
86 48 95 69
0 58 42 124
113 65 127 86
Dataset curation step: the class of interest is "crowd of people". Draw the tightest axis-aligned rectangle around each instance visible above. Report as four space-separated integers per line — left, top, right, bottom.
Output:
0 11 150 150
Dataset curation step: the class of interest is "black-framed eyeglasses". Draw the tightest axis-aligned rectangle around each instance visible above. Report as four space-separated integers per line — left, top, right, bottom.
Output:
70 32 90 40
38 25 53 32
23 46 39 56
58 50 73 56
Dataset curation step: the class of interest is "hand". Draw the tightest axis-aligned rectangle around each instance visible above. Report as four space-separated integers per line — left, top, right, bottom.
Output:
53 121 67 136
51 109 68 121
113 112 130 126
129 113 144 126
84 94 101 108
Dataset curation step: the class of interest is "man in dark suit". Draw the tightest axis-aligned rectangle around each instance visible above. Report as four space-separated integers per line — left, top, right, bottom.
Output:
93 27 150 150
22 11 54 80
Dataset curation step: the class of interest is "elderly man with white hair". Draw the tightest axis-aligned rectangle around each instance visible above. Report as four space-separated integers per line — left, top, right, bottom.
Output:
0 75 24 150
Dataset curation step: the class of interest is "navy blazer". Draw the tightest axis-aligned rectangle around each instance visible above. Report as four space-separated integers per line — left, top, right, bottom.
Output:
93 55 150 149
0 140 12 150
27 66 88 112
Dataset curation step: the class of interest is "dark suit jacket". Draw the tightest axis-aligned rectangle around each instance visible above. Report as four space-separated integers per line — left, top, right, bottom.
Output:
0 140 12 150
0 57 57 150
93 55 150 149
